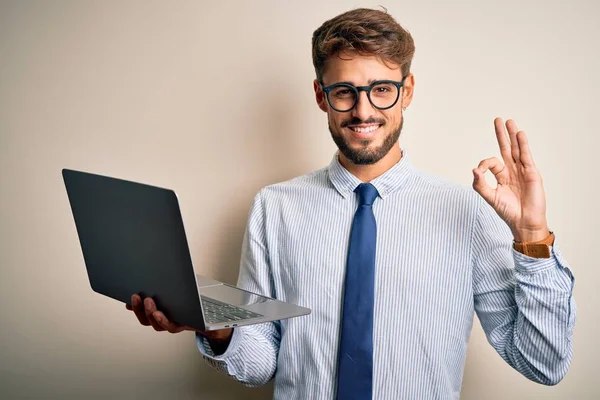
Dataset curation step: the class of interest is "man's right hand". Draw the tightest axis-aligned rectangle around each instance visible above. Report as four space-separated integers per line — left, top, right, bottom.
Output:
126 294 234 346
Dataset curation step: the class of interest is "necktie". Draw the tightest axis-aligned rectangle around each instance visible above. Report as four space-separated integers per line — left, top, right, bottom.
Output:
336 183 379 400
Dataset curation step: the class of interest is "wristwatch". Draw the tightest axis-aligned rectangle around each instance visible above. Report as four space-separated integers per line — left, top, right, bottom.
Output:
513 232 555 258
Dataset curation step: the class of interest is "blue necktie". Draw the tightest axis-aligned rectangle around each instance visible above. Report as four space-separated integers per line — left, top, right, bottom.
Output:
336 183 379 400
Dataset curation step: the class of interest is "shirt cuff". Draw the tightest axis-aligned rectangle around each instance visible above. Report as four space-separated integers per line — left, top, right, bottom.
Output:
195 328 244 375
513 236 572 276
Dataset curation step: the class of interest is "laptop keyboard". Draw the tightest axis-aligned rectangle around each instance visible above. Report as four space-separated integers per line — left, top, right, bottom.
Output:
201 296 264 324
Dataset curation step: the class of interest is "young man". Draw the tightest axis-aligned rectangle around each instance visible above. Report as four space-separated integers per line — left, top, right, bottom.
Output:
128 8 576 399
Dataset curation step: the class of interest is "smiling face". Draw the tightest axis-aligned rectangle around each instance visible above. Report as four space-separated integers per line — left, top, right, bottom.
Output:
314 52 414 166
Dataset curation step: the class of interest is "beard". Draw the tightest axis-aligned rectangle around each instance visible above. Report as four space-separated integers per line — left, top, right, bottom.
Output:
329 116 404 165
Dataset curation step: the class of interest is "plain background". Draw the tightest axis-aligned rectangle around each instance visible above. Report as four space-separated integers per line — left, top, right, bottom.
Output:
1 0 598 398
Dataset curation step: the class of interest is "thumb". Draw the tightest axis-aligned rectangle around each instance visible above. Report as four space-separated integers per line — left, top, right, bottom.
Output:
472 168 495 205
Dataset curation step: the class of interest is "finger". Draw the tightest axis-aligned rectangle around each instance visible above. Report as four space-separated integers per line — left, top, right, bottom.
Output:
131 294 151 326
477 157 507 182
472 168 495 205
505 119 520 163
153 311 186 334
516 130 535 167
144 297 166 332
494 117 512 164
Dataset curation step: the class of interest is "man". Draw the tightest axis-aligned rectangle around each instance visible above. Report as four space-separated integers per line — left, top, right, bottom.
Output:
127 8 576 399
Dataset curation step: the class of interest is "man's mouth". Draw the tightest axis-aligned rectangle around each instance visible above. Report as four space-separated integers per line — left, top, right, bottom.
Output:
346 124 382 138
348 124 380 133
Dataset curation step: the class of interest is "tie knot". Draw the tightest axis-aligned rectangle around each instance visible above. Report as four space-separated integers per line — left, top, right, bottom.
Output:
355 183 379 206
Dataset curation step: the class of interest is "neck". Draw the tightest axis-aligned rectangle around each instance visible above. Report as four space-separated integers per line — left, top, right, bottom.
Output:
338 144 402 182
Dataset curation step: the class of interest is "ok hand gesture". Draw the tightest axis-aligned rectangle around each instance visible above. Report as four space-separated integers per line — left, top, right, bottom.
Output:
472 118 550 242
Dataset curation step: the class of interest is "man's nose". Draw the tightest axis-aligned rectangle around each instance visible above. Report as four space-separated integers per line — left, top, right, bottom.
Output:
351 90 375 121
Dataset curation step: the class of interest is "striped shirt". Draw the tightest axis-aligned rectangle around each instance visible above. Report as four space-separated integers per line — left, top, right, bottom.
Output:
196 150 576 399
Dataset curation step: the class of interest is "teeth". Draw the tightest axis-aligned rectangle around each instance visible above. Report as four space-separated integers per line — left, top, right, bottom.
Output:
350 125 379 133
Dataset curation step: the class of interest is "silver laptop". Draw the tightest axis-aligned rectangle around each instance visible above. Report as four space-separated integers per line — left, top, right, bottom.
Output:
62 168 311 331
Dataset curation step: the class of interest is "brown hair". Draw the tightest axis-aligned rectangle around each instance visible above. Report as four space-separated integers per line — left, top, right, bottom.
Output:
312 7 415 82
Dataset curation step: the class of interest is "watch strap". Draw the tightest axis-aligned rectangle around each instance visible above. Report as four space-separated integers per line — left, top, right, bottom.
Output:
513 232 555 258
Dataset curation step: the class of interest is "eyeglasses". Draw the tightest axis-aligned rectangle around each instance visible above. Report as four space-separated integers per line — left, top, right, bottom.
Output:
320 78 406 113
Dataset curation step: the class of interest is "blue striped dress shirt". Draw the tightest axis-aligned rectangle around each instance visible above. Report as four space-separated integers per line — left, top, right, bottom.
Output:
196 150 576 399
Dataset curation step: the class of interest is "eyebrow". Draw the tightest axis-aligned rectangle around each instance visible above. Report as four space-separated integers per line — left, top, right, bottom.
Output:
329 78 387 86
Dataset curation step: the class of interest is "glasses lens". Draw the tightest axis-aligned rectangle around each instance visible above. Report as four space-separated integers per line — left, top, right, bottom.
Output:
327 85 356 112
370 82 399 109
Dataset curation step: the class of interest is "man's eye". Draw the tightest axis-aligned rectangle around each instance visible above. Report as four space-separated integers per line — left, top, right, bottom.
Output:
334 89 353 97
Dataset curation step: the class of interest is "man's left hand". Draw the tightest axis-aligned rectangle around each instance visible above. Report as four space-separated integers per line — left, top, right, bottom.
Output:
472 117 550 242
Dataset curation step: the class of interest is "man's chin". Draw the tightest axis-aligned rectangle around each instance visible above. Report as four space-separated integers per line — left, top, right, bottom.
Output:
339 145 388 165
333 135 385 164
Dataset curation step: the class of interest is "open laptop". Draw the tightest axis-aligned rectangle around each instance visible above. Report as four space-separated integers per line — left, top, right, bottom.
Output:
62 168 311 331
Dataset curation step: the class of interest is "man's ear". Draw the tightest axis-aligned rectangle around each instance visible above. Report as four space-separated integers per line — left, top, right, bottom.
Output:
400 73 415 109
314 80 328 113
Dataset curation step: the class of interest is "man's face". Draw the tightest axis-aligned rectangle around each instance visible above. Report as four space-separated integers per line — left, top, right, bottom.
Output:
314 53 414 165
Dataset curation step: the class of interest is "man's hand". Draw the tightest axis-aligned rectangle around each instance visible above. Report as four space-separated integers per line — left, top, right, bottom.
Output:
472 117 550 242
126 294 233 344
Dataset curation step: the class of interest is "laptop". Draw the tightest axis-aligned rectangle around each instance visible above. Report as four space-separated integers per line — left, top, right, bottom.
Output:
62 168 311 331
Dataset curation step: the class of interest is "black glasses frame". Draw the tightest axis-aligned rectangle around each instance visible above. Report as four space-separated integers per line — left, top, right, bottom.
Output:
320 78 406 112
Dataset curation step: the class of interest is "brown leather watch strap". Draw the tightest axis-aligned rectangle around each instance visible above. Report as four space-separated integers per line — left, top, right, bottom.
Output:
513 232 555 258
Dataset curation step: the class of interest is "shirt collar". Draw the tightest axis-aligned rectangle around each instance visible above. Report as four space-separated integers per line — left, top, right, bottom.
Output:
327 149 414 200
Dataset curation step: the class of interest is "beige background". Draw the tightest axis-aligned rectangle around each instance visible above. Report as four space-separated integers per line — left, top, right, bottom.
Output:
1 0 598 398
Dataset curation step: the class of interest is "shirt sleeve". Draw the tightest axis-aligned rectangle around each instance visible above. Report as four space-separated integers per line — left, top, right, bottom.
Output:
195 190 281 387
472 197 576 385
